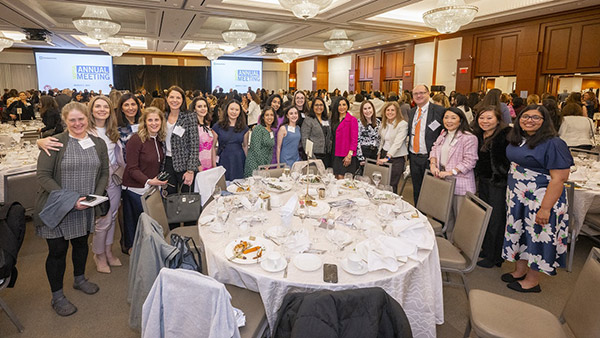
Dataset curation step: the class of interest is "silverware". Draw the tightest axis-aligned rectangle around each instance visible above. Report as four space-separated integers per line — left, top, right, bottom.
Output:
339 241 354 251
263 233 281 246
283 257 291 278
305 248 327 254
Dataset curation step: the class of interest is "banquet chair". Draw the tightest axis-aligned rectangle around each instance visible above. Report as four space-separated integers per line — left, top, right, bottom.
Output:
0 274 24 333
416 170 456 236
564 181 577 272
0 135 12 146
258 162 288 178
582 213 600 246
291 160 324 176
201 173 227 209
142 268 268 338
5 170 37 215
466 247 600 338
436 192 491 296
398 164 411 196
570 147 599 161
166 226 207 275
363 158 392 186
141 187 169 237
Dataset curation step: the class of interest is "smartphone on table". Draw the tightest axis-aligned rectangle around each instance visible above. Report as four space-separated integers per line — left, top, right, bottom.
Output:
323 263 338 283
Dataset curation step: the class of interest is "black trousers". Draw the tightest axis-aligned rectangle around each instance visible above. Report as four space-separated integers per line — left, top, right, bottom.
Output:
389 156 406 194
164 156 196 229
478 177 507 264
315 153 332 168
409 153 429 205
45 234 89 292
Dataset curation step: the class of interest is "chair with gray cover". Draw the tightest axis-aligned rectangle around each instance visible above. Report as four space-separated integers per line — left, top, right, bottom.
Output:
141 187 169 236
363 158 392 186
417 169 456 236
258 162 289 178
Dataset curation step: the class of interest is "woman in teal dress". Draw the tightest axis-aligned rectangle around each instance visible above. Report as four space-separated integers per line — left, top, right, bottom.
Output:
213 100 249 181
502 105 573 293
244 107 277 177
277 106 301 167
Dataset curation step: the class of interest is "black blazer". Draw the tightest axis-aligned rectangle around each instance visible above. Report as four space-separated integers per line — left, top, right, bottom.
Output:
407 102 445 154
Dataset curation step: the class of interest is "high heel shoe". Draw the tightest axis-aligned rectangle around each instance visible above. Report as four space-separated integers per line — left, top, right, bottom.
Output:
93 254 111 274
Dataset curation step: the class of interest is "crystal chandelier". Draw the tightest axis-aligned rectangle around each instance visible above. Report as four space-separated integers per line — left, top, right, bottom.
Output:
278 0 333 20
422 0 478 34
277 48 299 63
201 42 225 61
323 29 353 54
100 37 130 57
0 33 14 52
73 6 121 40
221 20 256 49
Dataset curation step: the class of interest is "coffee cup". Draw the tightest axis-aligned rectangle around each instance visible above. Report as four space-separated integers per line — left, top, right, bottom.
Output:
347 253 364 271
266 251 282 269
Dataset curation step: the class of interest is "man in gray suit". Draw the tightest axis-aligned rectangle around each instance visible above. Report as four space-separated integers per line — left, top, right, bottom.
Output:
407 84 445 204
55 89 72 111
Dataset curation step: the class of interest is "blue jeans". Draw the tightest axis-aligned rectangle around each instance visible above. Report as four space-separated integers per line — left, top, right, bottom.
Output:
122 189 143 249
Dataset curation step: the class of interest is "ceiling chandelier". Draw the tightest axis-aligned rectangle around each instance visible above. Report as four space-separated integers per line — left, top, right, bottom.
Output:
100 37 130 57
277 48 299 63
0 33 14 52
422 0 478 34
73 6 121 40
278 0 332 20
221 20 256 49
323 29 353 54
201 42 226 61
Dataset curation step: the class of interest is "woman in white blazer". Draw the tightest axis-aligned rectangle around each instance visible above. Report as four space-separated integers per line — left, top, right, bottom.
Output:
376 102 408 193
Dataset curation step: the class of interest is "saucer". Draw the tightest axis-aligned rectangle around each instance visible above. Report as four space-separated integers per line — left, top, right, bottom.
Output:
260 257 287 273
292 253 322 272
354 198 370 207
340 257 368 275
209 224 226 233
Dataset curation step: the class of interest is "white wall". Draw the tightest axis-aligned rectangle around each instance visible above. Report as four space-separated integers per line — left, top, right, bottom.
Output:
328 55 351 92
493 76 517 93
414 42 435 88
296 59 314 91
262 61 288 91
435 38 461 92
558 77 583 93
0 50 37 89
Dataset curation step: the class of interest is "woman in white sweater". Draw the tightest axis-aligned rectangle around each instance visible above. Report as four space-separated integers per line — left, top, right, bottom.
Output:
376 102 408 193
558 103 595 150
246 90 262 128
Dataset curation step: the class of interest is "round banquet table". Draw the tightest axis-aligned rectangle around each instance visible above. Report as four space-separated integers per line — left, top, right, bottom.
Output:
197 179 444 338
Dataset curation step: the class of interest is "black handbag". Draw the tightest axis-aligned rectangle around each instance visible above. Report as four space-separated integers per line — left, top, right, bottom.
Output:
168 233 202 273
165 184 202 223
96 191 110 217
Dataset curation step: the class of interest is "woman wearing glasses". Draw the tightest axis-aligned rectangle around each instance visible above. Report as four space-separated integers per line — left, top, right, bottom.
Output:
502 105 573 293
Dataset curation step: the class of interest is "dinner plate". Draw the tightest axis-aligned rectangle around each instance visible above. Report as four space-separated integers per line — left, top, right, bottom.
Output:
326 229 352 245
209 223 226 233
227 184 251 194
303 200 330 216
299 174 323 185
198 215 215 226
292 253 322 272
224 236 271 265
260 257 287 273
265 225 291 238
336 179 360 190
264 180 293 193
340 258 368 276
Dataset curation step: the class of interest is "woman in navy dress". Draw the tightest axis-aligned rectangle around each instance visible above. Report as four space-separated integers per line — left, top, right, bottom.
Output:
213 100 249 181
502 105 573 293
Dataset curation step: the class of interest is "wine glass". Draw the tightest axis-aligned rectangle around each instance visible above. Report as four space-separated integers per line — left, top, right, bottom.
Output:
344 172 353 182
212 186 221 205
372 171 382 188
298 202 307 227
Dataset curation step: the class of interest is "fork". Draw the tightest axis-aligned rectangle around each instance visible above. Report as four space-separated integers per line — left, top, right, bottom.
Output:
283 256 291 278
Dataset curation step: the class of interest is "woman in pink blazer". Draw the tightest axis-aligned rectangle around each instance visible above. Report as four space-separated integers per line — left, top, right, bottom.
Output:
429 107 478 234
330 97 359 178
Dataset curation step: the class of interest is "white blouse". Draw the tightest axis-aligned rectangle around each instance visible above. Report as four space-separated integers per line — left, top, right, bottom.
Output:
379 120 409 158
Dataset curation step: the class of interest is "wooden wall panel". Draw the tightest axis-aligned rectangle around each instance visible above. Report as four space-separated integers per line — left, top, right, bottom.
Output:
395 51 405 78
499 35 518 72
545 27 572 70
384 53 394 79
578 23 600 68
366 56 374 80
476 37 495 74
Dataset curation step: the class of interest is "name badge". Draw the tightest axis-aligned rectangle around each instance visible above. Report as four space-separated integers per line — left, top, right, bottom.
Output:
288 126 296 133
301 113 306 118
131 124 139 133
270 131 274 139
79 138 95 150
173 125 185 137
428 120 441 131
322 121 330 127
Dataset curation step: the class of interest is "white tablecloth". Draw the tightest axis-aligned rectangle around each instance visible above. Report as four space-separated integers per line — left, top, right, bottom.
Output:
198 183 444 338
572 188 600 235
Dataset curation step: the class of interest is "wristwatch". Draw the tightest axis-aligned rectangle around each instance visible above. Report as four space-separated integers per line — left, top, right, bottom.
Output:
451 169 458 176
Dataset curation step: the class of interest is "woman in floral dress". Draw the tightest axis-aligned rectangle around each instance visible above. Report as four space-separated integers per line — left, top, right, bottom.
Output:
190 97 216 171
502 105 573 293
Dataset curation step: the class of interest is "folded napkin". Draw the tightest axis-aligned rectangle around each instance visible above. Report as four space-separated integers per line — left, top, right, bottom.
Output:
389 219 425 236
394 200 412 213
377 204 394 219
233 307 246 327
284 229 311 253
194 166 226 206
356 235 418 272
280 195 298 228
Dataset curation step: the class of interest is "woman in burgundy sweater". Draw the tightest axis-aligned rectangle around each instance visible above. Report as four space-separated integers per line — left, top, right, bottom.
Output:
121 107 168 253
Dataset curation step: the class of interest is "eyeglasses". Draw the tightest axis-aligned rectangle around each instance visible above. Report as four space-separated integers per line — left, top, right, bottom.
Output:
520 114 544 122
412 91 428 96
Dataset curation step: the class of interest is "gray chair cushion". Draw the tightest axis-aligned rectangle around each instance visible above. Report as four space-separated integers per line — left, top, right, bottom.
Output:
469 289 567 338
436 237 468 270
225 284 268 338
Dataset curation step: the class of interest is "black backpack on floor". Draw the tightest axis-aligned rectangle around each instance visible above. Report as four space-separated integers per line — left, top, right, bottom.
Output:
0 202 26 288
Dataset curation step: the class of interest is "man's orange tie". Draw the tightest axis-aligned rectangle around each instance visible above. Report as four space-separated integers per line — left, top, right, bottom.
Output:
414 107 422 153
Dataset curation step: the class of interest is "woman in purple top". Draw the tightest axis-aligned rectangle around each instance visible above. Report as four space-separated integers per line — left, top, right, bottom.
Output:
330 97 358 178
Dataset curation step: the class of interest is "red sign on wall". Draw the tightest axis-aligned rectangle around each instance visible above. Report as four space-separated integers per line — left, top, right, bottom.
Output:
459 67 469 74
404 70 411 77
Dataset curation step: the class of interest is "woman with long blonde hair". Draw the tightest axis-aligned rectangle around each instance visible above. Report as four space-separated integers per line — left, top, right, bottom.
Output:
376 102 408 193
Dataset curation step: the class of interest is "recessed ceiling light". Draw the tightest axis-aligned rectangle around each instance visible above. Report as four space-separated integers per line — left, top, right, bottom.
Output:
358 46 361 48
190 5 194 8
377 42 381 45
413 35 417 38
386 40 390 43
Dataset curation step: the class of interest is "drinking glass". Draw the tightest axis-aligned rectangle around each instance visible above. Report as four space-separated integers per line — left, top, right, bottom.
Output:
212 186 221 204
344 172 353 182
297 202 307 227
372 171 382 188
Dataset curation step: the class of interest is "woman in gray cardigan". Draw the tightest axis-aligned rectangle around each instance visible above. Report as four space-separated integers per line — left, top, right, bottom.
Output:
35 102 109 317
301 97 332 167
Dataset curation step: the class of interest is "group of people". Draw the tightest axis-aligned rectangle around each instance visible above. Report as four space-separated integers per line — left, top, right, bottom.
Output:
27 80 587 317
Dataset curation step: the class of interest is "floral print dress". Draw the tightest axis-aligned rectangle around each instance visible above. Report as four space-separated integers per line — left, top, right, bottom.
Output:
198 125 214 171
502 137 573 275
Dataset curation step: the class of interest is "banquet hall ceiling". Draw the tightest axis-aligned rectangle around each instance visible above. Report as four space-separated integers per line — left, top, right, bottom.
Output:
0 0 598 59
